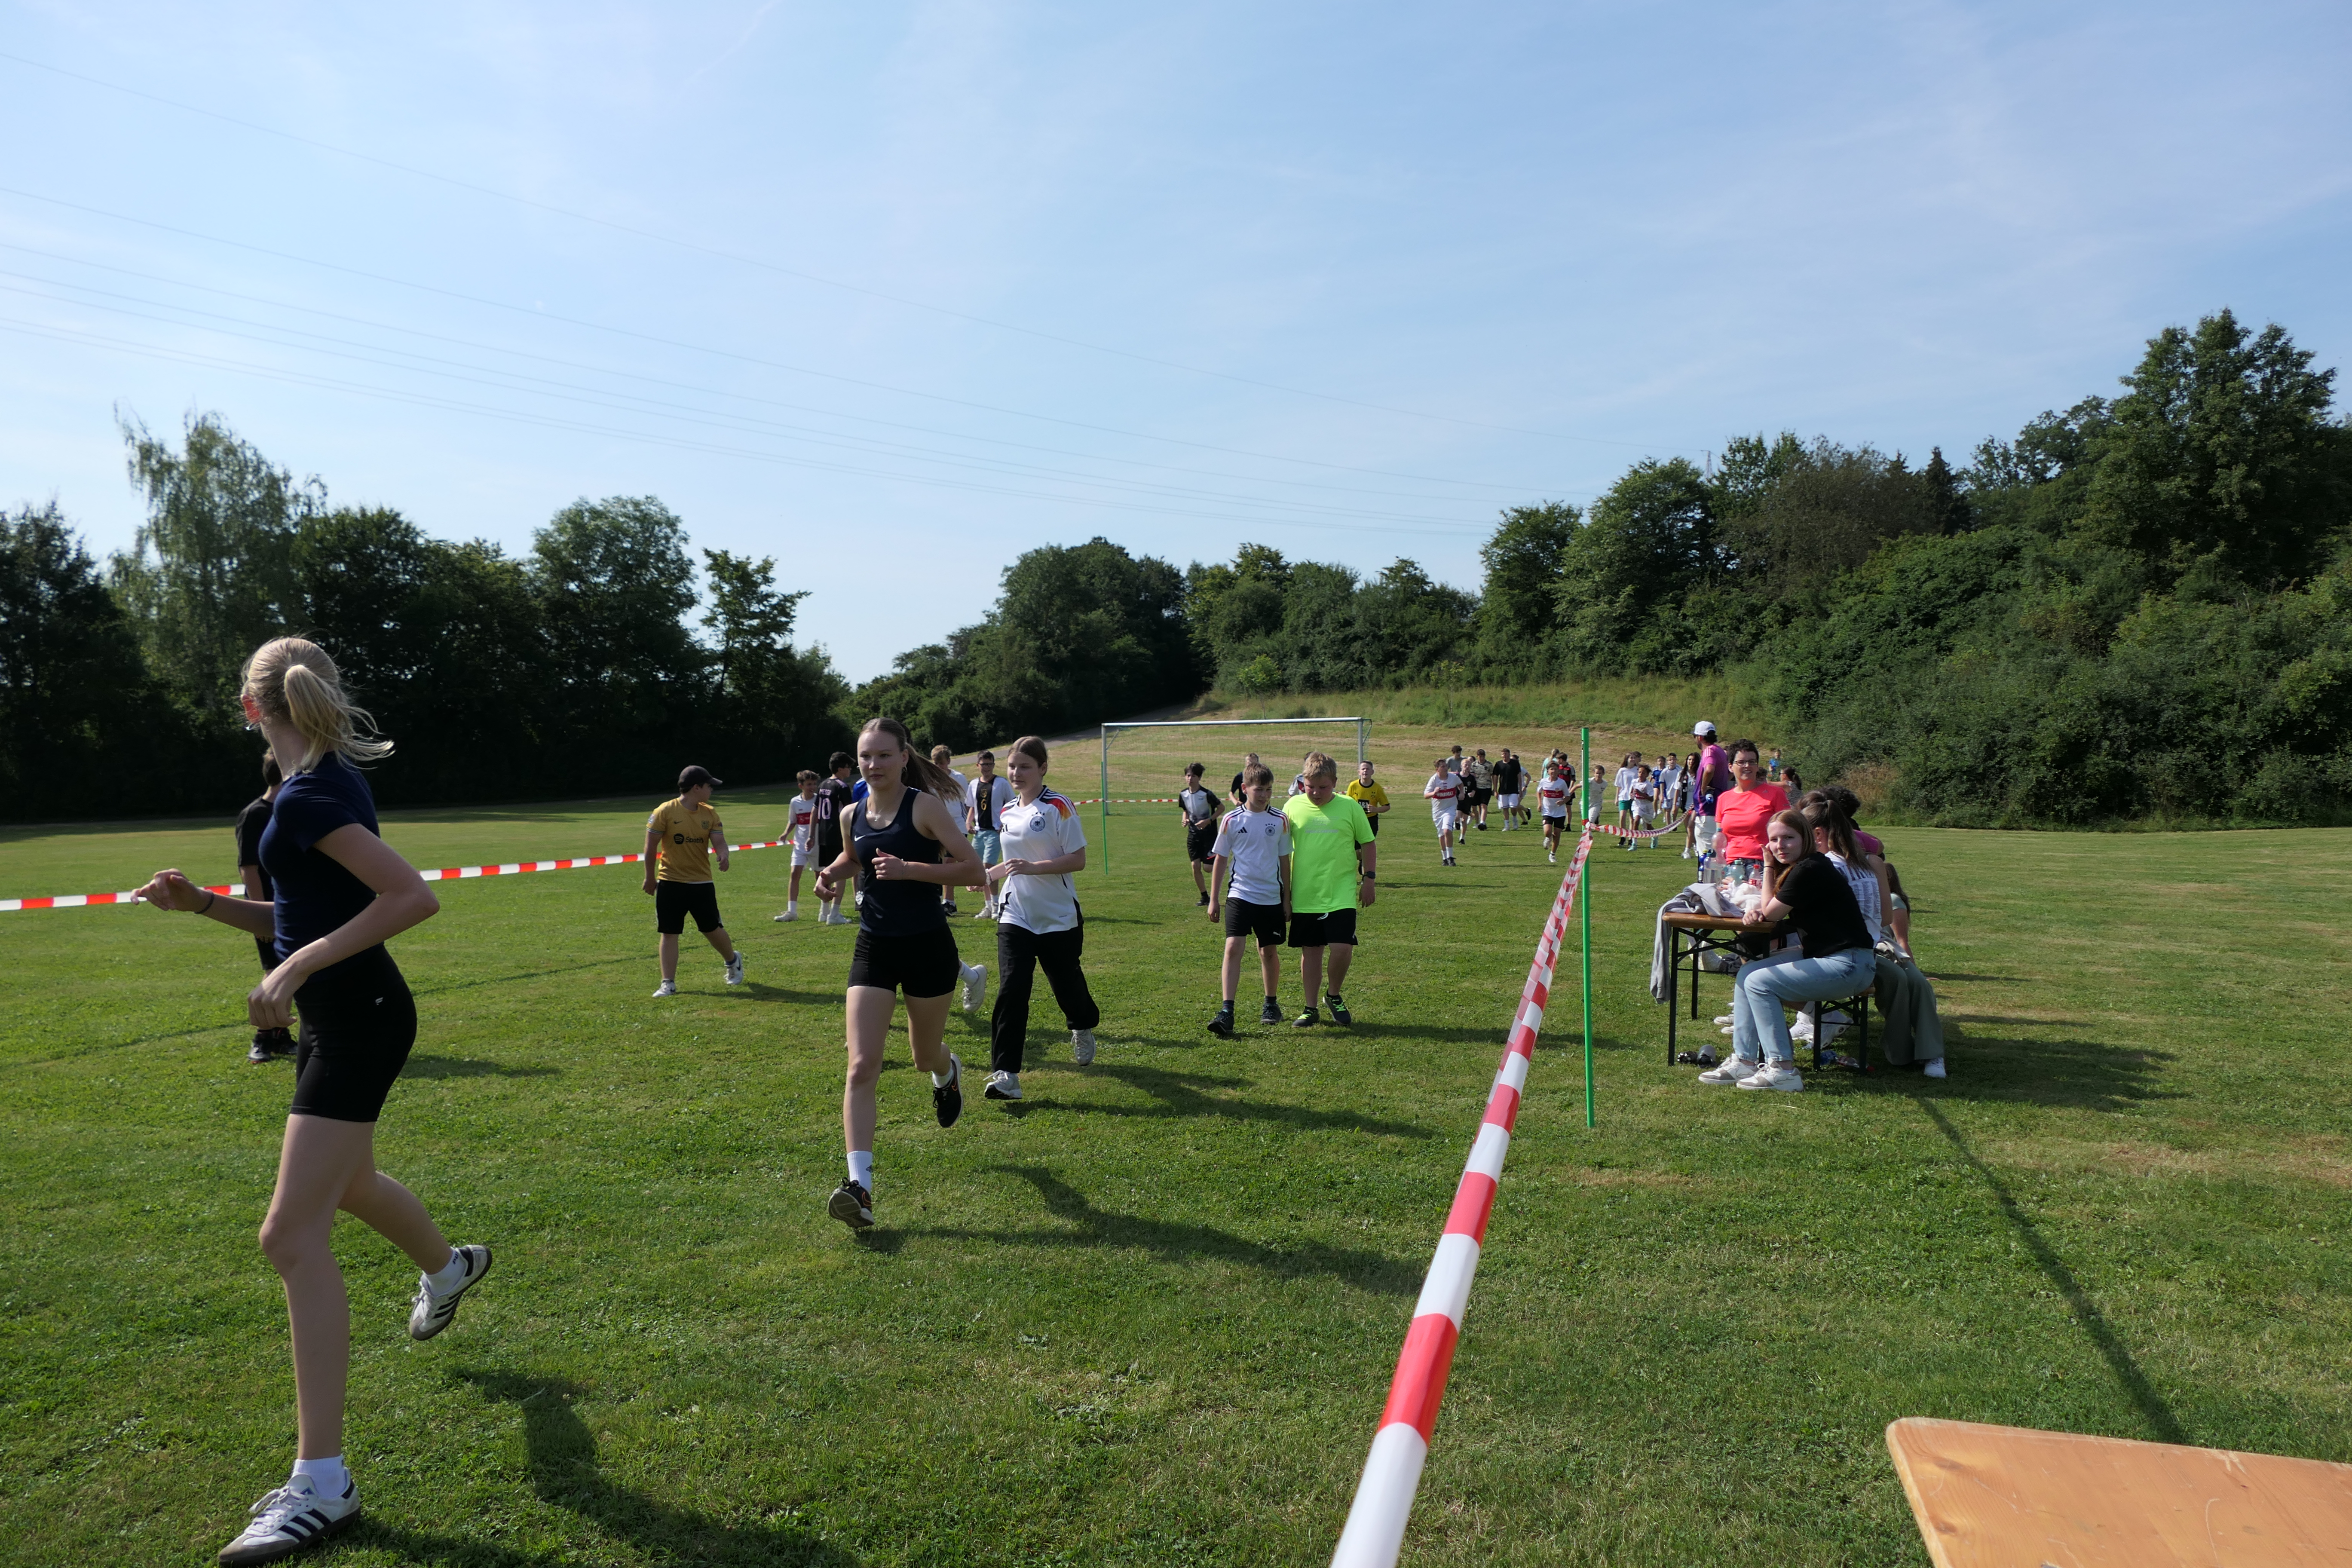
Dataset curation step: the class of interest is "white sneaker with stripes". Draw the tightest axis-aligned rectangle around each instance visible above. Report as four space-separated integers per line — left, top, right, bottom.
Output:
407 1244 493 1341
217 1474 361 1565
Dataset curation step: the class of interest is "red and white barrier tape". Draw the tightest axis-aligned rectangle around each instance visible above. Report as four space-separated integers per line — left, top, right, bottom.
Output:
0 839 790 912
1594 814 1687 842
1329 826 1592 1568
1070 796 1186 805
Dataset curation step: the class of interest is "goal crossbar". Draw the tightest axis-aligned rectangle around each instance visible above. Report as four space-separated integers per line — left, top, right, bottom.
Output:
1096 717 1370 874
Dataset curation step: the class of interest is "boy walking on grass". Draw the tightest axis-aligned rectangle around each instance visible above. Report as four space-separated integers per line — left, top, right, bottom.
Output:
1206 765 1291 1035
775 769 821 921
1178 763 1221 906
1282 753 1376 1028
644 764 741 996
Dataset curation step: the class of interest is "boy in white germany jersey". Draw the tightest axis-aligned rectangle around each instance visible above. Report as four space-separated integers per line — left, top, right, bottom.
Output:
1423 757 1463 867
774 769 821 921
1537 759 1572 864
1206 764 1292 1035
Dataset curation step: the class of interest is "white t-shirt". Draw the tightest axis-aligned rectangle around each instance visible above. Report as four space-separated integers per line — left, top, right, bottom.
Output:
945 769 970 824
1212 806 1292 906
1424 772 1461 812
1827 851 1884 944
787 794 818 853
1632 778 1658 817
1613 766 1635 803
1538 775 1571 817
968 774 1015 833
997 788 1087 934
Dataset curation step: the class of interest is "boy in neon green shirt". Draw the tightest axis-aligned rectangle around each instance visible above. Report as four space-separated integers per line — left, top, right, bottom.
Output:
1281 751 1377 1027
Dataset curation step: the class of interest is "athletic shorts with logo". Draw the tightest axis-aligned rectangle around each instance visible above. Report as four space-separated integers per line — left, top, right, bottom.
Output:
1287 908 1357 948
1222 897 1285 946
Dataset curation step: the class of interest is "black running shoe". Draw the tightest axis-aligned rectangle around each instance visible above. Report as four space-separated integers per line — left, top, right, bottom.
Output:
1197 892 1210 906
1325 995 1352 1026
1259 999 1283 1026
828 1179 874 1230
1207 1009 1235 1038
247 1028 294 1065
1293 1006 1319 1028
932 1053 964 1128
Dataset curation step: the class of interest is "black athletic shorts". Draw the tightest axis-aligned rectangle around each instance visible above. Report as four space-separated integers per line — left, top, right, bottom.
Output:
655 880 723 934
1288 907 1359 948
1364 815 1379 836
848 926 962 997
1222 897 1285 947
289 945 416 1123
1186 822 1218 864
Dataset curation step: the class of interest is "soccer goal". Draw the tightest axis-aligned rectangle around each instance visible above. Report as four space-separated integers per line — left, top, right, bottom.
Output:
1095 716 1371 874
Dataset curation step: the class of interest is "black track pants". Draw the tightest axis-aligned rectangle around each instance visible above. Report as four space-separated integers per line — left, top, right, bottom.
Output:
990 919 1101 1074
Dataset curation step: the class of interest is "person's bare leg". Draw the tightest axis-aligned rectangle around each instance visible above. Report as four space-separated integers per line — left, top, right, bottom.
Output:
260 1116 379 1460
1326 943 1354 996
1191 860 1208 897
337 1165 450 1271
1221 935 1245 1002
903 992 955 1076
790 866 805 903
1257 941 1280 1000
1298 945 1324 1008
842 987 895 1155
705 925 738 962
658 933 680 982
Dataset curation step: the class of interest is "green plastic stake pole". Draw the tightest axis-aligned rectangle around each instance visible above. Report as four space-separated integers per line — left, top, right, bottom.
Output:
1100 729 1111 877
1582 725 1594 1128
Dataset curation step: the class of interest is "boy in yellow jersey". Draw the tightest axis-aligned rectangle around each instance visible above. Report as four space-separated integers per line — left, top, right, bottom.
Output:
643 764 741 996
1344 759 1390 838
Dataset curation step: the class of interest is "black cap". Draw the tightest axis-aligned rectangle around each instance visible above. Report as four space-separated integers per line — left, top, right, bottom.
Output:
679 764 722 792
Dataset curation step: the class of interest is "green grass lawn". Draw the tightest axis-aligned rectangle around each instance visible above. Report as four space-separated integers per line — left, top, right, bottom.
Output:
3 789 2347 1566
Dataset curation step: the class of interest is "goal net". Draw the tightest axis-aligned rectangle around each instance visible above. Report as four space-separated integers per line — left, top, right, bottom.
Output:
1094 717 1371 874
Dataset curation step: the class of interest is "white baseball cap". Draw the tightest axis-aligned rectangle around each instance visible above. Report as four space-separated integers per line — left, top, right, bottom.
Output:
1693 720 1717 737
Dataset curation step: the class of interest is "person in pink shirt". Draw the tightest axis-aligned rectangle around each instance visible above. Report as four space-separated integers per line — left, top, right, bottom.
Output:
1712 739 1789 881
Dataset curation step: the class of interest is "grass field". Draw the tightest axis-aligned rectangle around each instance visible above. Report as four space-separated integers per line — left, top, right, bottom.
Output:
3 766 2349 1565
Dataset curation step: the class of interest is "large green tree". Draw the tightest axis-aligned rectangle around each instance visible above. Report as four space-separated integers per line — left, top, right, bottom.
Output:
0 503 161 814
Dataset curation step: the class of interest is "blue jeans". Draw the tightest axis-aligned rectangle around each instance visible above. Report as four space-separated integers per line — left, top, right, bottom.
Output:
1732 948 1876 1066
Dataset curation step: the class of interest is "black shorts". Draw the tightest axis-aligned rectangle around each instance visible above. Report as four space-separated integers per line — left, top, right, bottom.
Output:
1465 787 1491 807
1288 907 1359 948
1186 822 1218 864
1364 814 1380 836
290 946 416 1123
815 825 845 870
1222 897 1285 947
848 926 962 997
655 880 723 934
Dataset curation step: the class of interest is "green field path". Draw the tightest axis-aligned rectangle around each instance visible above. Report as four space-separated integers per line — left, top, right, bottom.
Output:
2 802 2346 1565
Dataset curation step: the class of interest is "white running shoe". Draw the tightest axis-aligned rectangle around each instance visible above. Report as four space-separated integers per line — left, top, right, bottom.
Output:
960 963 987 1013
1736 1062 1804 1092
1071 1029 1096 1066
773 909 797 922
1548 851 1557 864
1923 1058 1947 1079
724 953 744 986
972 905 994 920
217 1474 361 1565
983 1069 1023 1101
652 980 677 998
408 1243 493 1340
1697 1055 1755 1085
1713 1014 1735 1026
1790 1014 1815 1042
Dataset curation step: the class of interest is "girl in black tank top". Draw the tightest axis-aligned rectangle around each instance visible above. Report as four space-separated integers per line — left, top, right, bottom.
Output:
812 717 988 1235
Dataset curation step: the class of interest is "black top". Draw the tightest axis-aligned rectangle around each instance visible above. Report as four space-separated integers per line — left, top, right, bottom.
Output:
235 794 276 903
1229 770 1247 802
1775 854 1873 959
854 788 948 937
1494 759 1522 793
258 753 382 965
815 776 857 842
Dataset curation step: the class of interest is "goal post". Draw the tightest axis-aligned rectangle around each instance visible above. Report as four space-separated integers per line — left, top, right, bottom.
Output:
1096 716 1371 876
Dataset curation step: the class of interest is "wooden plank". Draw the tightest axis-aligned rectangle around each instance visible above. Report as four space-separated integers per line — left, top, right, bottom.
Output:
1886 1417 2352 1567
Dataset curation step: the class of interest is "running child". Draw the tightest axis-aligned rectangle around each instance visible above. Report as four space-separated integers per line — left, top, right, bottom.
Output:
1613 753 1637 834
135 637 491 1566
981 736 1100 1099
1424 757 1464 866
234 753 294 1063
1344 759 1390 837
1205 764 1292 1035
812 752 858 925
775 770 821 921
1538 758 1572 863
1178 763 1221 905
969 750 1016 919
643 766 741 996
1465 749 1494 831
932 745 969 915
813 717 987 1231
1626 763 1659 850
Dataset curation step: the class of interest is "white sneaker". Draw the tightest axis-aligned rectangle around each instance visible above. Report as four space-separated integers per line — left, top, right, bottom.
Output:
217 1474 361 1565
1071 1029 1096 1065
773 909 797 922
407 1243 493 1340
652 980 677 998
1736 1062 1804 1092
1790 1015 1816 1042
1922 1058 1947 1079
724 953 744 986
960 963 987 1013
1713 1014 1735 1026
972 905 994 920
1697 1055 1755 1084
1548 851 1557 864
983 1069 1022 1101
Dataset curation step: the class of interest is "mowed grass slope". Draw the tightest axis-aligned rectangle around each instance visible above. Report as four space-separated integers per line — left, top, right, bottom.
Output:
2 787 2348 1566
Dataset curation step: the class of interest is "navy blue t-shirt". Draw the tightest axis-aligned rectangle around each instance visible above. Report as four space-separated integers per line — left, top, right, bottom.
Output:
259 752 383 962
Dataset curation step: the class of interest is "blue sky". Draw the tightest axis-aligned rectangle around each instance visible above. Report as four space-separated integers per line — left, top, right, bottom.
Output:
3 2 2346 682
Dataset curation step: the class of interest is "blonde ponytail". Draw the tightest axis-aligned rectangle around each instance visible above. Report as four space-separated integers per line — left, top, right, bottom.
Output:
243 637 393 772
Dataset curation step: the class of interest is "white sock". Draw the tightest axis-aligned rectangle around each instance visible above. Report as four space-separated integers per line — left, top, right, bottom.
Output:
931 1058 957 1087
847 1150 874 1189
423 1247 469 1295
786 900 797 914
292 1455 349 1497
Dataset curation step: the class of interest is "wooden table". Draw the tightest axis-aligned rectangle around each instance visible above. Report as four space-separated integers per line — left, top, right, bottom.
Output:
1887 1416 2352 1566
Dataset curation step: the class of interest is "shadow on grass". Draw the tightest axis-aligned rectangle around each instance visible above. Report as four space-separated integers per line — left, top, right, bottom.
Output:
1921 972 2029 985
411 956 642 999
1931 1032 2177 1112
721 982 844 1006
1028 1062 1432 1139
1346 1020 1520 1046
902 1165 1417 1293
352 1370 861 1567
1921 1102 2187 1444
404 1055 563 1081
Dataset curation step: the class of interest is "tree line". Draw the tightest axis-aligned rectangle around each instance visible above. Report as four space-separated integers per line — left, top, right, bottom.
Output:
4 308 2344 825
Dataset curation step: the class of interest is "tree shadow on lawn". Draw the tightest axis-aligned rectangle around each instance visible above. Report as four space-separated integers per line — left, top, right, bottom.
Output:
1022 1062 1432 1139
901 1164 1418 1294
403 1055 563 1080
355 1369 860 1567
1883 1030 2178 1112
